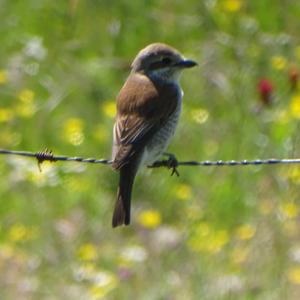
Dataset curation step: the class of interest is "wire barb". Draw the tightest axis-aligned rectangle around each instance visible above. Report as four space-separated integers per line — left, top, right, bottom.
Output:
36 149 57 172
36 149 56 163
1 149 300 170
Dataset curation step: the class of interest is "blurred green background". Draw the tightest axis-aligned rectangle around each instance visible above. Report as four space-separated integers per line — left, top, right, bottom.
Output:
1 0 300 299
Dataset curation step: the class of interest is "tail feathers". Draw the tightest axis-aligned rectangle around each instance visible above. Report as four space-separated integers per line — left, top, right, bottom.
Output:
112 191 130 227
112 166 135 228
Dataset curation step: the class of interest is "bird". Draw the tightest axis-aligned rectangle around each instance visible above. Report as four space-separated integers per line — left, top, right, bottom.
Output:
111 43 197 227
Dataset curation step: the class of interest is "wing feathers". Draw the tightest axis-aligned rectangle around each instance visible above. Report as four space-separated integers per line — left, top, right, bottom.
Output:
112 73 179 170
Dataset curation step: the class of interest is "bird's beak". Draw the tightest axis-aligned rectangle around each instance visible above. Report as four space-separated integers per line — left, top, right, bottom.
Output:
175 59 198 68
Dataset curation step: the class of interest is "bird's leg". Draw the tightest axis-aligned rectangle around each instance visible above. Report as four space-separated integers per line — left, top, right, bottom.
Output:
163 152 179 177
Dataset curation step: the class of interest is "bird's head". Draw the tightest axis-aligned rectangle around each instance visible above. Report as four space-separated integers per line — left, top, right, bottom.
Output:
131 43 197 82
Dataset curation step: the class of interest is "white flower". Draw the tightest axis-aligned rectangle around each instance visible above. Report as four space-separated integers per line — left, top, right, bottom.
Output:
120 245 148 262
24 37 47 60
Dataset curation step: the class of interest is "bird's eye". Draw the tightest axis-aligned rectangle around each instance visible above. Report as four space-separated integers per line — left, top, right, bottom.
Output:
148 57 173 70
161 57 172 65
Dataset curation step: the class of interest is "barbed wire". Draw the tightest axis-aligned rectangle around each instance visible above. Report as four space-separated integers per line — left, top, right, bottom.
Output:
1 149 300 171
0 149 112 165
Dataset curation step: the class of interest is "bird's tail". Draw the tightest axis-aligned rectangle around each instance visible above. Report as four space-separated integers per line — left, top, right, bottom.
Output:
112 165 136 227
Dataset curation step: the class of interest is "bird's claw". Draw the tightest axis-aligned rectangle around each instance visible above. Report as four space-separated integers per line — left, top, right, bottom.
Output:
163 153 180 177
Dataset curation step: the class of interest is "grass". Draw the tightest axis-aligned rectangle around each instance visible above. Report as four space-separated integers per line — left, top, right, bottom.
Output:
1 0 300 299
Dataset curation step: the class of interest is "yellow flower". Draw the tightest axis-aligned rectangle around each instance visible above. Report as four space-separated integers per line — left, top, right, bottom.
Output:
288 267 300 284
188 222 229 254
190 108 209 124
271 56 287 70
196 222 210 236
235 224 256 240
8 224 39 242
207 229 229 254
63 118 85 146
77 243 98 261
18 89 35 103
16 89 37 118
102 101 116 118
16 102 37 118
222 0 242 12
89 271 117 299
287 166 300 184
0 70 7 84
175 184 192 201
0 108 14 122
137 209 161 229
89 285 108 299
8 224 27 241
280 202 298 219
290 95 300 118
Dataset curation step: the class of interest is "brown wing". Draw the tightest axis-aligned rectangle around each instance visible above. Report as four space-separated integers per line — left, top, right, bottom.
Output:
112 73 180 170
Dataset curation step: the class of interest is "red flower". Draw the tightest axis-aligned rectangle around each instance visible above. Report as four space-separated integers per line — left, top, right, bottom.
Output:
258 78 273 106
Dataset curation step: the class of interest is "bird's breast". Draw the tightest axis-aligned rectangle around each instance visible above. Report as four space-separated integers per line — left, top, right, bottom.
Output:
141 91 182 166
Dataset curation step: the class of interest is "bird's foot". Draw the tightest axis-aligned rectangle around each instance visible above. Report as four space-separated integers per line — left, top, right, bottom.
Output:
163 152 179 177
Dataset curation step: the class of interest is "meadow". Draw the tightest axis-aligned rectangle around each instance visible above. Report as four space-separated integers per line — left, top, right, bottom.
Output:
1 0 300 299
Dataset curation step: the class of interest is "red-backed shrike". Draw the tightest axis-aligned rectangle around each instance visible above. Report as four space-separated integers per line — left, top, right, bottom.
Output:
111 43 197 227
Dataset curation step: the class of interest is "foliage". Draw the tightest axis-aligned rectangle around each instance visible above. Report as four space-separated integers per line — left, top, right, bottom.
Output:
1 0 300 299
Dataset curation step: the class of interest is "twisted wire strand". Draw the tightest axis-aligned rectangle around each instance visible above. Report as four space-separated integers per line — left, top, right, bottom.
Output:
1 149 300 168
0 149 112 165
